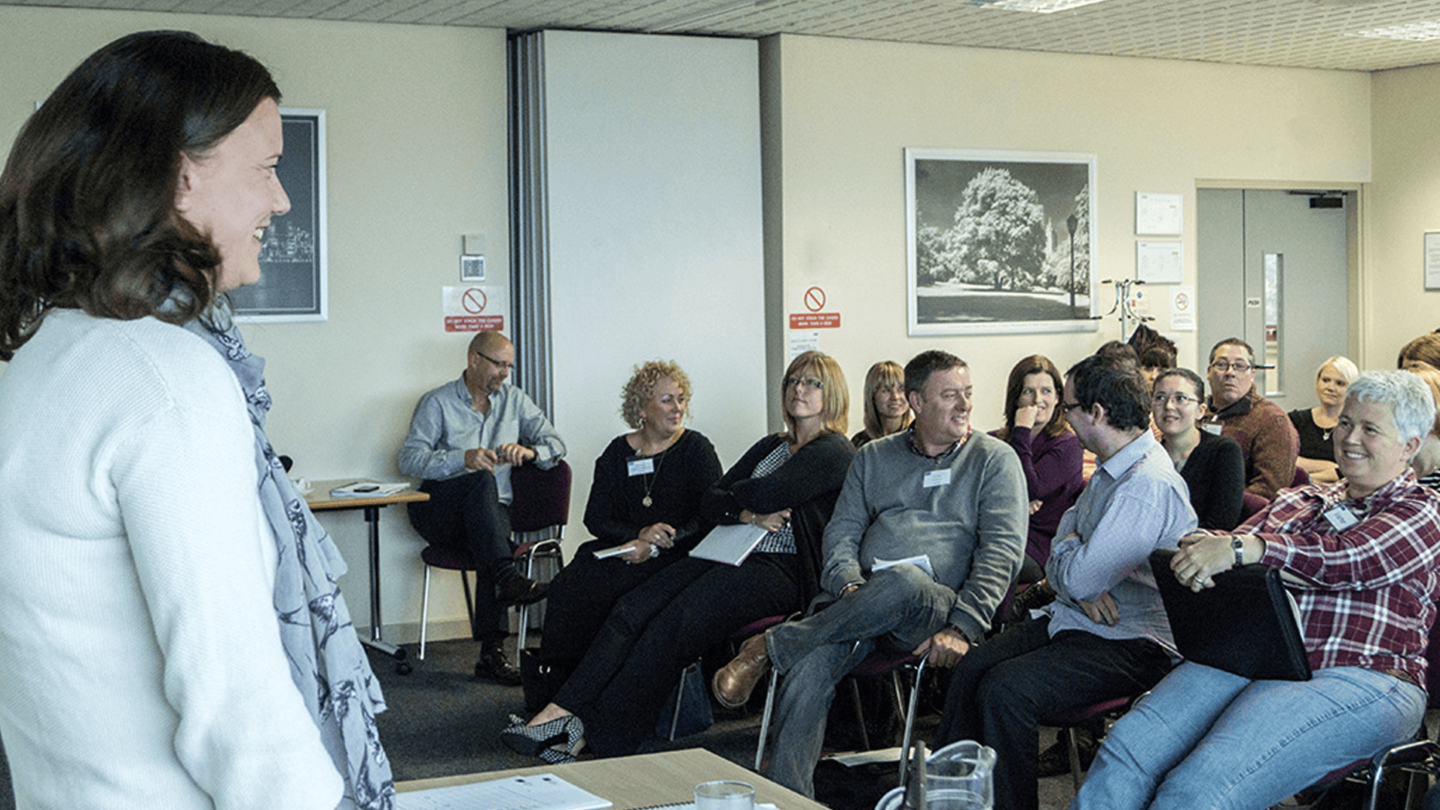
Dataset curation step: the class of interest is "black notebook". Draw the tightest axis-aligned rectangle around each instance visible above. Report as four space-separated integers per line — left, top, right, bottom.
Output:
1150 548 1312 681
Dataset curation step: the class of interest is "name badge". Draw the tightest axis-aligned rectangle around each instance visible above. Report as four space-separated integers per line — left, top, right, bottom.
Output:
627 458 655 477
923 469 952 488
1200 422 1223 436
1323 504 1360 531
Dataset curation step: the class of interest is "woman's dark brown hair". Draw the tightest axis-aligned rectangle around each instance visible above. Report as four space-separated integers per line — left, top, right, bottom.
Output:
0 30 281 359
998 354 1068 441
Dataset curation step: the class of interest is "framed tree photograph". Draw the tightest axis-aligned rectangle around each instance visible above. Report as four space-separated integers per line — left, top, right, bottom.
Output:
907 148 1098 336
232 108 327 322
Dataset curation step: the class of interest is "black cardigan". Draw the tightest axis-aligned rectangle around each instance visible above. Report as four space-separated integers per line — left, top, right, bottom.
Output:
699 431 855 605
1180 430 1247 531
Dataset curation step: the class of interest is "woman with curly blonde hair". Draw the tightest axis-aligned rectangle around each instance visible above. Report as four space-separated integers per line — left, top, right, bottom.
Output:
505 351 854 762
529 360 722 708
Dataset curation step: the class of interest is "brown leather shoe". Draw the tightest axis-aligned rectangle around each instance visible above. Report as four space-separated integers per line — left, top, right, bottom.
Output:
712 632 771 709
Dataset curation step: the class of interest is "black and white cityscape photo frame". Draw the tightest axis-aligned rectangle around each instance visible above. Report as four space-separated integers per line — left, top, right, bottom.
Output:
907 148 1098 336
232 108 327 322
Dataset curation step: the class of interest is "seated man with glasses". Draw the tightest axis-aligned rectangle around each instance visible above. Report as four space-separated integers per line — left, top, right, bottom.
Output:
932 352 1197 810
399 330 566 684
1200 338 1300 501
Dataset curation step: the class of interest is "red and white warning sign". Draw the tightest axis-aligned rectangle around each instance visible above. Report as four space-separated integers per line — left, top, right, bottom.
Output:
789 285 840 329
443 286 507 333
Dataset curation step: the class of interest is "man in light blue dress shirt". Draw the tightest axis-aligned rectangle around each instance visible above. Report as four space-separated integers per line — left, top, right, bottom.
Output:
399 331 566 683
932 353 1197 810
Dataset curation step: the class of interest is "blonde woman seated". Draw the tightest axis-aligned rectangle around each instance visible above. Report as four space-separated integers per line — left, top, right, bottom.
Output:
501 351 854 762
1288 356 1359 484
1153 369 1245 531
1074 371 1440 810
852 360 912 448
530 361 722 706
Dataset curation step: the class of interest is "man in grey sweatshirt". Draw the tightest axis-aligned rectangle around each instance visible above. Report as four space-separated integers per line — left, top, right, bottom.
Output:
711 349 1028 797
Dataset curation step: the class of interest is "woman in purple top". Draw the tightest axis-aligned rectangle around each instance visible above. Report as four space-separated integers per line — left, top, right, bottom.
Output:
993 355 1084 582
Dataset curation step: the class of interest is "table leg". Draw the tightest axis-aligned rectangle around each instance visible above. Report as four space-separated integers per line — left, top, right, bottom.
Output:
359 504 407 665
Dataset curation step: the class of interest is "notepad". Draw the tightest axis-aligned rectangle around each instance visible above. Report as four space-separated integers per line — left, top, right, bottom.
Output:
688 523 769 566
394 773 611 810
329 481 411 498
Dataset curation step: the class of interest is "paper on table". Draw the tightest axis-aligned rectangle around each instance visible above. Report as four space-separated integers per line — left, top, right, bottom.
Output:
394 773 611 810
688 523 769 566
329 481 411 498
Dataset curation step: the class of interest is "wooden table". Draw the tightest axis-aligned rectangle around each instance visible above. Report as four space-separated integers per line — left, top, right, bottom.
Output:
307 479 428 669
397 747 829 810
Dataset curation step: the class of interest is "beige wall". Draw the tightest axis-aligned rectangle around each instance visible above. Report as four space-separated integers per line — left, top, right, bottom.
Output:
0 12 1424 643
761 34 1372 429
1368 63 1440 369
0 6 510 641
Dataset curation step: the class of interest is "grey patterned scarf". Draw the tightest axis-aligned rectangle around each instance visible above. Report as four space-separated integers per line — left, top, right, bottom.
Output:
186 309 395 810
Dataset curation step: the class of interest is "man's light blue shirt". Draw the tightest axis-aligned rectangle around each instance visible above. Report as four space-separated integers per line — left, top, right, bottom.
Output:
1045 431 1196 652
398 375 565 505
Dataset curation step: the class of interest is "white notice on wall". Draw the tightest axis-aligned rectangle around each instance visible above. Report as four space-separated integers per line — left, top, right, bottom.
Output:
1136 192 1183 236
1169 285 1196 332
1136 240 1184 284
789 331 820 360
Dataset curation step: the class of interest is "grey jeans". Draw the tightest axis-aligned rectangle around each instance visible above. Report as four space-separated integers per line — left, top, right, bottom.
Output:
764 564 955 796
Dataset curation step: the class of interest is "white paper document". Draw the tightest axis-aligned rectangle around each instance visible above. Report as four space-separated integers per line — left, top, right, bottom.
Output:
592 543 633 560
394 773 611 810
328 481 411 498
871 554 936 581
688 523 769 566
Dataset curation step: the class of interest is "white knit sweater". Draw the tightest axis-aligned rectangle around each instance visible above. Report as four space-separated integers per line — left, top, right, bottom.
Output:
0 310 340 810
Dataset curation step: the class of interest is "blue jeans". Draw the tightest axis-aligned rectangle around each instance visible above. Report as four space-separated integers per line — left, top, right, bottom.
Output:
1071 662 1426 810
764 565 954 797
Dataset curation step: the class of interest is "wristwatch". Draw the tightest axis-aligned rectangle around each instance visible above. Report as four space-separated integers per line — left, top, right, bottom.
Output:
1232 536 1245 569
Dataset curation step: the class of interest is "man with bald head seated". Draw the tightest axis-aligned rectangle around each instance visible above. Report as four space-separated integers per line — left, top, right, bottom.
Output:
400 331 566 683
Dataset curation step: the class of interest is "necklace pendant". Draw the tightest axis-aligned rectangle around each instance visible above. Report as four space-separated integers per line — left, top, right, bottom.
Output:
642 494 653 508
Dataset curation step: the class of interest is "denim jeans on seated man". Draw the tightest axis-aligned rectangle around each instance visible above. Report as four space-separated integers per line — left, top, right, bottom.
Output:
766 565 954 795
720 352 1027 798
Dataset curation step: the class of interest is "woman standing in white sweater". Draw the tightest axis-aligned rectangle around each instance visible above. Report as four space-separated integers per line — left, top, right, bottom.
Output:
0 32 374 810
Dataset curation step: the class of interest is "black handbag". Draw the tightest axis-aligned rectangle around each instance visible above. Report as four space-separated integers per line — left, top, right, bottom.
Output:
1150 548 1312 681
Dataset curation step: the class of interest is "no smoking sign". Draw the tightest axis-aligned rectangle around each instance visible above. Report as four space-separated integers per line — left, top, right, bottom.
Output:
789 285 840 329
442 285 506 333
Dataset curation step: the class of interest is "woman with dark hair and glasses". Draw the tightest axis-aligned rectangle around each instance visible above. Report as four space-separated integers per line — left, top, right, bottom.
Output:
503 351 853 762
0 32 388 809
1152 368 1246 530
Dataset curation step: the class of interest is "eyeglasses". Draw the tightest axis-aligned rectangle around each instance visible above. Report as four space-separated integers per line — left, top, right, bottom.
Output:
1209 360 1253 373
784 376 825 391
1061 402 1084 413
475 351 514 371
1153 393 1198 406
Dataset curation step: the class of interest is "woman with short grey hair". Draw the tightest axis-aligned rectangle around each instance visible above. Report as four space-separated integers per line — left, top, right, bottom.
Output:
1076 370 1440 810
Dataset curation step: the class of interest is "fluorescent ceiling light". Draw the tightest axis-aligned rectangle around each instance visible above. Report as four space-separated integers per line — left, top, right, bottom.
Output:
1352 20 1440 41
969 0 1108 13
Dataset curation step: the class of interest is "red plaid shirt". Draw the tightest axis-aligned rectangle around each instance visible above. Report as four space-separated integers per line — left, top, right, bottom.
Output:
1243 469 1440 688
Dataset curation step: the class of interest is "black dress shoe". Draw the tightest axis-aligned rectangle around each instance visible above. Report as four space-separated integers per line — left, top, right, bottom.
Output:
495 575 549 607
1036 726 1098 777
476 643 522 686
